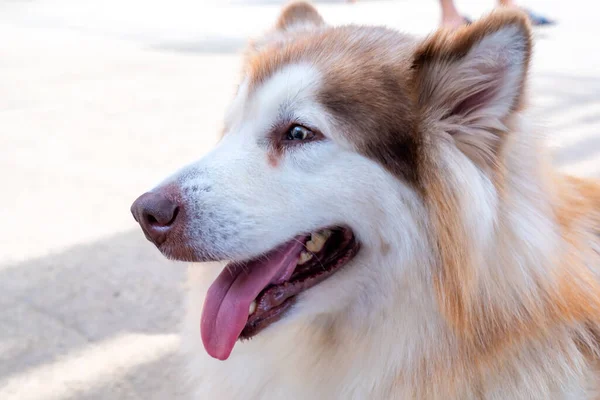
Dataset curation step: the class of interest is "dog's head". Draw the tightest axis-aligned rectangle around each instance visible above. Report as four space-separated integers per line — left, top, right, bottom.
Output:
131 2 532 360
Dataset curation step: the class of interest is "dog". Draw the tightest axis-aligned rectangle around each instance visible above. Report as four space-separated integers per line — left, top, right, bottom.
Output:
130 2 600 398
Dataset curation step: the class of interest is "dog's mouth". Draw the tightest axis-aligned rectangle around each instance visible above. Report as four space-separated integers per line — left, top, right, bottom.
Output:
200 227 359 360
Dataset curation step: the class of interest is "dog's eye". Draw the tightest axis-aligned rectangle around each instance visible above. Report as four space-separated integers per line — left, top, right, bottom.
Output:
285 125 314 141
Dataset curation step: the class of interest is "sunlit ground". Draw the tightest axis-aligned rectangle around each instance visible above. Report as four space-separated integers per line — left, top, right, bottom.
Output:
1 0 599 398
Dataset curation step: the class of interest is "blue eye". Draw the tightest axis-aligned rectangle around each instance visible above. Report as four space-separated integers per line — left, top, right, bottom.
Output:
285 125 313 141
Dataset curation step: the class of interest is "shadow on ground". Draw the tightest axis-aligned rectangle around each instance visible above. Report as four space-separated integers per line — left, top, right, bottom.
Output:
0 229 191 399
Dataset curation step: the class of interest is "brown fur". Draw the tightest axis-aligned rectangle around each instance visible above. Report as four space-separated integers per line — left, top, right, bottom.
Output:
416 11 536 349
247 26 422 184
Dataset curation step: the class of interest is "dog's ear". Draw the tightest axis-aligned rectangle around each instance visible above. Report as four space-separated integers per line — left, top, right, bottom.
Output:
248 2 324 52
412 11 532 167
275 1 325 33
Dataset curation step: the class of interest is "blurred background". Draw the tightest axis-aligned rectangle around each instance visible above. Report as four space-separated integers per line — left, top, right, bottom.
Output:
0 0 598 398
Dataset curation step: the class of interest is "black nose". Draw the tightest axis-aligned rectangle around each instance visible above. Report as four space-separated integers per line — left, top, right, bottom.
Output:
130 192 180 246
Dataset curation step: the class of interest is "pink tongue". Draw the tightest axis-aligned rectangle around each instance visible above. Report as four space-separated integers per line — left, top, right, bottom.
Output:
201 238 305 360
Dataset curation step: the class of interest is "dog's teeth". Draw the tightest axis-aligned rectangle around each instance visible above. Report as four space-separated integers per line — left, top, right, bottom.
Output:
307 231 329 253
298 251 313 265
305 239 319 253
249 301 257 316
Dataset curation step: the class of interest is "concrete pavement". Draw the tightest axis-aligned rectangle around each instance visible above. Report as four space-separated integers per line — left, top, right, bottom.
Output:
1 0 599 398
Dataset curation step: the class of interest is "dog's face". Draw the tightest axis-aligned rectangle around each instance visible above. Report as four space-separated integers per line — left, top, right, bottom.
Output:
131 2 531 360
157 61 413 263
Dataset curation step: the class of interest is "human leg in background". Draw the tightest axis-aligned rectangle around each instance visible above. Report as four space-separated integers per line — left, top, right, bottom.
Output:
439 0 470 29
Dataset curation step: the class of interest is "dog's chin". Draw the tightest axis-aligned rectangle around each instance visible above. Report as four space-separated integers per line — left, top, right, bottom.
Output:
158 242 204 262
